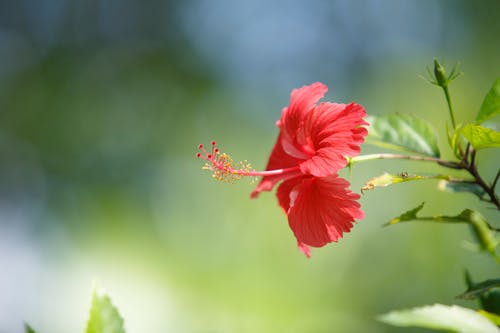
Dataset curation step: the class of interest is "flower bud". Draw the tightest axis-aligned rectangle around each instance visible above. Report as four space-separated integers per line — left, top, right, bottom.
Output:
433 59 448 87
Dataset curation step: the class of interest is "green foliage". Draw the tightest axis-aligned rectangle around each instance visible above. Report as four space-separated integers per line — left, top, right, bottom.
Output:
86 289 126 333
476 77 500 124
366 113 441 157
376 73 500 331
460 123 500 150
378 304 500 333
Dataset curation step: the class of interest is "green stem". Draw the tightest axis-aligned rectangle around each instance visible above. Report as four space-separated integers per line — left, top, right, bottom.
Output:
442 85 457 130
350 153 462 169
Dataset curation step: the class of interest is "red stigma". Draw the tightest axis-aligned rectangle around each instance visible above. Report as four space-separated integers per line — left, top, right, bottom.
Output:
196 140 256 182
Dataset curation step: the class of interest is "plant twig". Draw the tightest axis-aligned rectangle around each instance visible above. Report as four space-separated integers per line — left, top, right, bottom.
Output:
492 169 500 191
353 152 499 209
461 149 500 209
351 153 462 169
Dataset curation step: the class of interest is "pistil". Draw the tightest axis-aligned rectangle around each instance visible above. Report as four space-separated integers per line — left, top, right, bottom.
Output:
197 141 301 182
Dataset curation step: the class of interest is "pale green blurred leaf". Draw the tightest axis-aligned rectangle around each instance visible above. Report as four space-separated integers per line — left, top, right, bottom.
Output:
479 311 500 326
86 289 126 333
438 180 486 199
366 113 440 157
378 304 500 333
461 123 500 150
477 77 500 123
24 324 37 333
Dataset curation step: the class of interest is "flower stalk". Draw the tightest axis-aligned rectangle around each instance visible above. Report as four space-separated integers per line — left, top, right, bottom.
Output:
442 84 457 130
429 59 462 130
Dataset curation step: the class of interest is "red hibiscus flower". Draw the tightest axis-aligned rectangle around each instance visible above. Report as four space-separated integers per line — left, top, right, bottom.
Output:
197 82 368 257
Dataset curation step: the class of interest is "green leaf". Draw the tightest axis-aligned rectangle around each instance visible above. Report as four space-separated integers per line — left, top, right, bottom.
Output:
459 278 500 300
24 324 37 333
438 180 486 199
464 272 500 316
461 123 500 150
386 202 425 225
480 289 500 316
362 173 452 193
447 123 464 159
86 288 126 333
387 206 498 257
366 113 441 157
477 77 500 123
463 210 499 255
378 304 500 333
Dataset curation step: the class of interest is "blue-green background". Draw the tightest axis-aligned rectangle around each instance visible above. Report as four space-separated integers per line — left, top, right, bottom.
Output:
0 1 499 332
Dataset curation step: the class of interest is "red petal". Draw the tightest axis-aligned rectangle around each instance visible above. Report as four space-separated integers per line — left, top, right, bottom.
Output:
287 175 363 249
299 102 368 177
300 148 347 177
277 177 313 258
279 82 328 159
250 133 303 198
276 176 303 212
297 241 312 258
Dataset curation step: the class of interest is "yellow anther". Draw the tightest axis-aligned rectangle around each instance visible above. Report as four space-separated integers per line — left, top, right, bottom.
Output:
197 142 255 183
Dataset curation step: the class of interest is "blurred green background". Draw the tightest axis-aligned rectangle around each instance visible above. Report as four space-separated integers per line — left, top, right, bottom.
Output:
0 1 499 332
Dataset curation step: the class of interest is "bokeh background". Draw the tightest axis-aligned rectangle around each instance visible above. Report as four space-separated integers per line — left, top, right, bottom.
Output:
0 1 499 332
